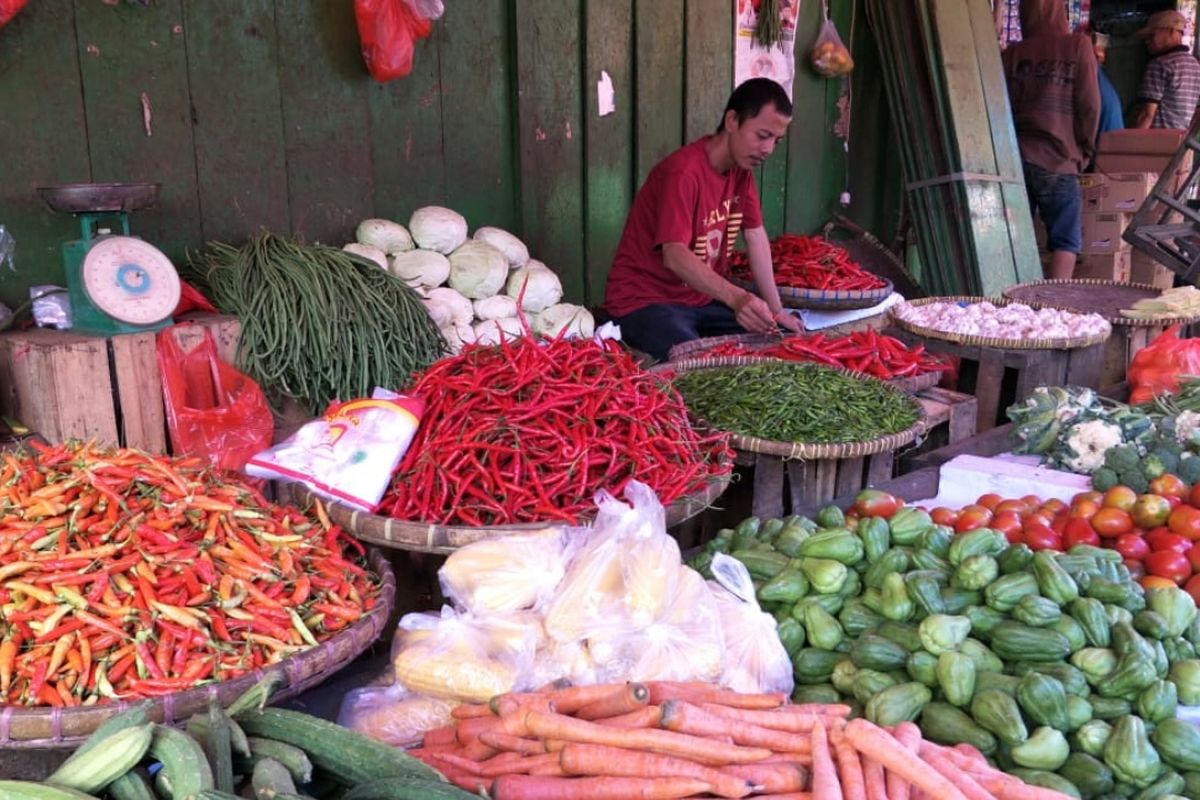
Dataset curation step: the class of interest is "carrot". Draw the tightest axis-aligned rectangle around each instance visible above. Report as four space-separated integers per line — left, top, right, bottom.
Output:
479 731 548 755
456 714 503 741
594 705 663 728
660 701 810 753
861 757 887 800
831 724 866 800
491 775 713 800
547 684 628 714
529 762 566 776
441 768 492 795
843 720 968 800
751 793 813 800
431 751 485 775
952 743 989 765
886 721 921 800
559 743 754 799
809 718 842 800
492 691 553 717
460 736 499 761
917 744 993 800
523 710 773 765
782 704 852 716
576 682 650 720
536 678 573 692
720 762 808 793
478 752 561 777
644 681 787 709
452 702 495 719
701 703 842 732
424 724 457 748
973 773 1077 800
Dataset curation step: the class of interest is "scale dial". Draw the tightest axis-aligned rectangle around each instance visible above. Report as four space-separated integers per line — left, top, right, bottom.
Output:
80 236 181 325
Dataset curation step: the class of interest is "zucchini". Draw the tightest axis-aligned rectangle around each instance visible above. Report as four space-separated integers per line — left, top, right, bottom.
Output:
106 771 157 800
235 708 443 785
232 737 315 785
253 758 298 799
150 724 215 799
45 723 154 793
226 674 286 718
0 783 100 800
342 778 481 800
72 701 152 758
204 700 236 794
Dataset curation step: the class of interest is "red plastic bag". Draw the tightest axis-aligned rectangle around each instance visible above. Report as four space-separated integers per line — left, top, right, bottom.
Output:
1128 325 1200 404
172 280 218 316
0 0 27 31
355 0 434 82
157 324 273 473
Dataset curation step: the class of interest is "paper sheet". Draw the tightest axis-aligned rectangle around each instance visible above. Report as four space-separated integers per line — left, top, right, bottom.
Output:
734 0 800 100
909 454 1092 509
596 70 615 117
794 292 902 331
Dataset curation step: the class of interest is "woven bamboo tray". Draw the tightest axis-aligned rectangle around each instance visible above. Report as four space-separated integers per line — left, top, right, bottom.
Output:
890 295 1112 350
656 358 926 460
732 277 894 310
1002 279 1200 327
0 549 395 750
284 472 731 554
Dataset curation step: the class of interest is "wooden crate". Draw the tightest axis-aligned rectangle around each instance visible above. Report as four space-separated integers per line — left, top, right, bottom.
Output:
0 314 241 452
889 328 1104 434
1100 323 1169 388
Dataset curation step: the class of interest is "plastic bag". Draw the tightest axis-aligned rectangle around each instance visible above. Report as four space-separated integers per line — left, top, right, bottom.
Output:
338 684 455 747
245 388 423 512
1129 324 1200 404
439 529 570 615
708 553 794 695
810 0 854 78
0 0 27 30
354 0 435 82
0 225 14 271
172 280 217 316
31 286 71 330
157 324 273 472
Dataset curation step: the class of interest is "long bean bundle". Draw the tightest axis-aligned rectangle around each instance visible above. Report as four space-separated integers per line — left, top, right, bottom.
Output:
673 362 921 444
185 233 446 414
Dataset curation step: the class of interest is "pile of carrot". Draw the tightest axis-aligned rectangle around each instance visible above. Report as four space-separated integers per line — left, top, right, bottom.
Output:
407 681 1077 800
0 440 381 706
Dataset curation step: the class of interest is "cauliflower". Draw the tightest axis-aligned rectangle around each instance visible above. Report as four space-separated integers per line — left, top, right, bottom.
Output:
1060 419 1124 474
1176 411 1200 446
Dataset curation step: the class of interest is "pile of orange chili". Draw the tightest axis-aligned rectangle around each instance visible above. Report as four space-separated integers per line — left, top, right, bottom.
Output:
0 440 380 706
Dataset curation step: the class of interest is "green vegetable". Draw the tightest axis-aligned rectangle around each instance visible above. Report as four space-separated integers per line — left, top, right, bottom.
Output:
864 682 931 726
1163 637 1196 663
1061 752 1116 799
986 574 1042 613
918 614 972 655
791 684 842 704
734 549 790 580
889 508 935 546
832 659 859 694
914 548 952 572
880 572 915 622
1014 595 1063 627
839 600 885 637
1087 578 1146 613
1034 550 1081 605
1110 605 1137 628
799 557 848 594
874 621 924 652
966 605 1007 641
1008 770 1084 799
816 505 845 530
1089 695 1133 720
804 603 845 651
941 586 982 615
990 621 1072 661
1018 662 1089 697
797 593 844 617
776 618 807 656
949 528 1008 566
1073 648 1120 684
798 530 865 565
1076 719 1115 757
850 634 910 672
1099 654 1159 699
866 549 912 589
1137 680 1178 724
975 671 1022 695
1066 694 1093 731
1135 611 1174 641
1054 614 1090 653
960 638 1005 674
1132 772 1185 800
956 555 999 591
1151 720 1200 772
906 572 947 617
971 688 1028 745
1092 468 1120 492
1017 672 1070 731
919 526 954 558
1105 715 1163 789
1168 660 1200 705
857 516 891 562
1074 598 1114 647
1114 622 1157 662
1147 588 1198 638
999 543 1036 574
920 701 997 755
759 569 810 604
936 652 976 707
1012 726 1070 770
853 669 899 705
774 524 811 557
792 648 843 683
906 650 939 687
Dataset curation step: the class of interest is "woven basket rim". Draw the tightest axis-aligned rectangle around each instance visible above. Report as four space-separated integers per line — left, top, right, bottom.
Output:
891 295 1112 350
731 277 893 311
1002 278 1200 327
657 358 927 459
0 549 395 749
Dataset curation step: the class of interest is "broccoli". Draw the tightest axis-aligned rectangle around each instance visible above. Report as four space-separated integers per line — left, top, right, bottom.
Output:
1121 470 1151 494
1181 455 1200 485
1150 448 1181 475
1156 437 1184 459
1091 467 1120 492
1104 443 1142 475
1143 454 1167 480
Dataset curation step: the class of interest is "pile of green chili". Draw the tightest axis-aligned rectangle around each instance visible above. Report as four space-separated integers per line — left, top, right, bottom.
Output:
184 233 445 414
672 362 920 444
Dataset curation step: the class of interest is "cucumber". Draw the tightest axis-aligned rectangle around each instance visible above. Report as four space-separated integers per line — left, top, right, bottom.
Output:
235 709 442 785
204 700 236 794
0 783 100 800
226 674 286 718
72 701 152 758
46 723 154 793
106 771 157 800
342 778 481 800
232 737 315 784
253 758 298 799
149 724 215 799
188 707 252 757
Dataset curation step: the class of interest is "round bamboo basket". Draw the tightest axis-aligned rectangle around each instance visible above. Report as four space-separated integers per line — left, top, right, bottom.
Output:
0 550 396 750
732 277 893 310
890 295 1112 350
1002 279 1200 327
655 358 927 460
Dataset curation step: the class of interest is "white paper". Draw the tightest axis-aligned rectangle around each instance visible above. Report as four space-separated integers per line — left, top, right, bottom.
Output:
734 0 799 99
597 70 615 117
796 291 903 331
909 454 1092 509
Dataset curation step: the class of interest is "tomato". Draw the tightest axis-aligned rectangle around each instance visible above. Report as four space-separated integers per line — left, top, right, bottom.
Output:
854 490 901 518
1069 499 1100 519
1072 490 1103 505
930 507 958 527
1188 542 1200 573
1114 533 1151 561
995 499 1030 516
1132 494 1173 529
1043 498 1068 514
1102 486 1138 511
955 507 994 534
1023 523 1063 552
1021 494 1043 509
1025 512 1055 530
1146 529 1192 554
976 493 1003 511
992 511 1024 542
1186 573 1200 606
1167 494 1185 510
1151 474 1189 498
1063 518 1101 549
1090 507 1134 538
1125 559 1146 580
1169 505 1200 541
1143 575 1181 591
1144 550 1192 584
1189 483 1200 509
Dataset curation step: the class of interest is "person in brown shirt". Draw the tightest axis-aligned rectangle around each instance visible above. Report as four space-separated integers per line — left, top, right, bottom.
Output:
1003 0 1101 280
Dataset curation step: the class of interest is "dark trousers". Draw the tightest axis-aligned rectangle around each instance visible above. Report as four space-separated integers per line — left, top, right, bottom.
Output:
612 301 746 362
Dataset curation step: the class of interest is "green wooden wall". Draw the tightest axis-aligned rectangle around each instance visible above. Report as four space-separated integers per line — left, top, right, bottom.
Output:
0 0 899 311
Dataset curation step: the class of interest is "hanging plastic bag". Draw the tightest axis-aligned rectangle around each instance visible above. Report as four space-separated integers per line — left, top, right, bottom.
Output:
338 684 455 747
708 553 794 695
1128 325 1200 404
157 324 273 472
0 0 27 31
439 529 570 616
811 0 854 78
354 0 436 83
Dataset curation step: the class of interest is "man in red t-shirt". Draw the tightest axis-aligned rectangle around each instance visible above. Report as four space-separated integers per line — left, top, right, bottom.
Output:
603 78 801 361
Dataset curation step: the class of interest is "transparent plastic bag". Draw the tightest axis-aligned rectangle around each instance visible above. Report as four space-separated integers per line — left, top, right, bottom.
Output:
708 553 795 695
337 684 455 747
0 225 14 271
811 0 854 78
439 529 569 616
525 639 597 689
31 285 71 330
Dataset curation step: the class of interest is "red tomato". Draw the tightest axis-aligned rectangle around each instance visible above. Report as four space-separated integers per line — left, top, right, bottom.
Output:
1132 495 1173 529
1063 518 1101 549
1143 575 1182 591
1145 550 1192 584
1025 512 1055 529
1023 523 1063 552
1168 495 1185 510
1043 498 1068 514
1125 559 1146 580
1146 529 1192 554
1188 542 1200 572
976 493 1003 511
995 499 1031 517
930 507 958 527
1151 474 1189 498
1169 505 1200 541
1189 482 1200 509
992 511 1024 541
1090 507 1134 538
1069 499 1100 519
1186 573 1200 606
1022 494 1043 508
1114 533 1151 561
955 507 994 534
1102 486 1138 511
854 490 901 518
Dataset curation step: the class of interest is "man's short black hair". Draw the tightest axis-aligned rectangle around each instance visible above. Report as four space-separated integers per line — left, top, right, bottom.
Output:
715 78 793 133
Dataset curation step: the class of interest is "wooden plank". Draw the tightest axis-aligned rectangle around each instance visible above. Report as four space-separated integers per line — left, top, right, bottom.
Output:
634 0 685 187
1064 343 1104 389
439 0 519 233
785 0 829 235
972 351 1007 434
0 2 91 309
834 457 865 498
583 1 634 305
275 0 373 244
786 459 808 517
684 0 732 142
751 454 786 520
759 138 789 238
805 459 839 508
183 0 290 244
514 0 586 302
73 0 202 271
866 452 895 487
110 332 167 453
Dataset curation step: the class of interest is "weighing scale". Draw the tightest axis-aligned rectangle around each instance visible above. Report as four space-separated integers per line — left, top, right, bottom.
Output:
37 182 181 336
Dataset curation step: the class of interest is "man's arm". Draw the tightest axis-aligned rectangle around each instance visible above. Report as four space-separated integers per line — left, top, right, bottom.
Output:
1134 62 1166 128
1074 42 1101 161
744 226 803 332
1131 101 1159 128
661 242 777 333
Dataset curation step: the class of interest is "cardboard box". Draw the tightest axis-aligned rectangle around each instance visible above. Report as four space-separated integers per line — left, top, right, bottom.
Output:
1080 212 1132 255
1131 250 1176 289
1080 172 1158 214
1075 250 1132 282
1096 129 1186 176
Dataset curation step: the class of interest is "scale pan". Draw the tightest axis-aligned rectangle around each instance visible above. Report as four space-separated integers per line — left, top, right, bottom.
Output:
37 182 161 214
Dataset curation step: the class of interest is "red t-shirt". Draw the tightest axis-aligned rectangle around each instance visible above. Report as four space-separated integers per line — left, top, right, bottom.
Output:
603 137 763 318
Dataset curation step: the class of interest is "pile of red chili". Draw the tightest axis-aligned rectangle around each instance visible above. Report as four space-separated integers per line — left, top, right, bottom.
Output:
697 329 951 380
381 336 732 526
729 234 888 291
0 441 380 706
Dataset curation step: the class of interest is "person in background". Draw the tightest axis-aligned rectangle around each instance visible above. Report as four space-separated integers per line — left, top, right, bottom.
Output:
1131 10 1200 129
1002 0 1100 281
1092 32 1125 136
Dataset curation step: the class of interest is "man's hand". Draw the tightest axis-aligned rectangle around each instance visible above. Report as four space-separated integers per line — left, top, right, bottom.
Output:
776 310 804 333
731 292 778 333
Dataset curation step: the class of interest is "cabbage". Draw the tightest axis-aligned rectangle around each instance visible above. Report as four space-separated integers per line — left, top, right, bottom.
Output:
440 324 472 355
426 287 473 328
506 263 563 312
409 206 468 254
422 297 452 328
356 218 414 254
448 241 508 300
472 295 518 321
473 227 529 267
342 243 388 271
534 304 594 340
390 250 450 287
472 317 525 346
